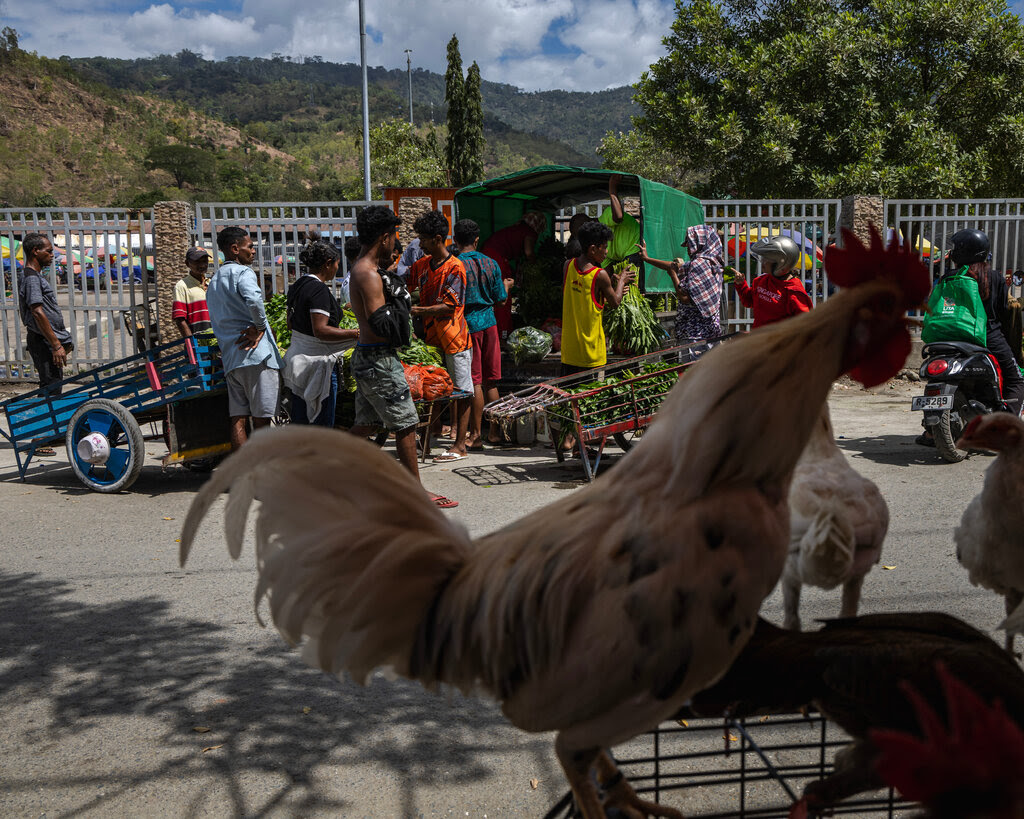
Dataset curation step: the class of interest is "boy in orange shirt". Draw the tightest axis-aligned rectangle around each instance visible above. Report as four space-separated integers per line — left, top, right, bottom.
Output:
408 210 473 461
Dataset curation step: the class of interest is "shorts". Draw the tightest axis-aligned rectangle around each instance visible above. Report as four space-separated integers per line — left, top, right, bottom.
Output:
444 348 474 393
352 345 420 431
227 363 281 419
470 325 501 385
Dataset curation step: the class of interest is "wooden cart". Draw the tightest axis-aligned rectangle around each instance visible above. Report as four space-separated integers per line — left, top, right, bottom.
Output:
485 337 736 480
1 336 228 492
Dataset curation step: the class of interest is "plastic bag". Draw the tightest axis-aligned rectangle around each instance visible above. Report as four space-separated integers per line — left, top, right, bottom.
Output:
419 365 454 400
922 269 988 347
403 364 424 401
506 327 553 365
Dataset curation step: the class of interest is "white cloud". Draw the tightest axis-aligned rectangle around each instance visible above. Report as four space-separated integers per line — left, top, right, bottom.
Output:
9 0 675 91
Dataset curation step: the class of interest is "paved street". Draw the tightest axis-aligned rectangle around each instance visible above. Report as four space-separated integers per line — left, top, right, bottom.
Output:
0 377 1008 817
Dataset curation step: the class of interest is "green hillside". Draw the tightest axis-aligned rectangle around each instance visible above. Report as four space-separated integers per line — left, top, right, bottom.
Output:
0 36 633 208
68 52 634 158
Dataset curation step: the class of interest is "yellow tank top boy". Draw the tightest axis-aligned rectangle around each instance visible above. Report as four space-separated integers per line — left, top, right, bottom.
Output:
561 258 607 368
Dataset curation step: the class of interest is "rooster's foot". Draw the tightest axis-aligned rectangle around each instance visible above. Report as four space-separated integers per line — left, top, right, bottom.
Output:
597 753 683 819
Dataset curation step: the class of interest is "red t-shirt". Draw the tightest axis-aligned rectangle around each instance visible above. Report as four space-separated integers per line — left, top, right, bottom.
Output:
734 273 812 328
408 254 471 354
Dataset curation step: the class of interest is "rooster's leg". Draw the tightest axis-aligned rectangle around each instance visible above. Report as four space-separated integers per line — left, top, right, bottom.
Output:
839 576 864 619
802 740 882 809
1005 590 1023 654
782 576 802 631
595 750 684 819
554 737 604 819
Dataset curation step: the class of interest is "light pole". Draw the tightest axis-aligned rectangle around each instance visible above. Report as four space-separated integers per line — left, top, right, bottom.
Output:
404 49 413 126
358 0 371 201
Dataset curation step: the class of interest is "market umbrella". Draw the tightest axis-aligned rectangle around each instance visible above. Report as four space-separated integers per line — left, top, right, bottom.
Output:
1 236 22 261
885 228 934 258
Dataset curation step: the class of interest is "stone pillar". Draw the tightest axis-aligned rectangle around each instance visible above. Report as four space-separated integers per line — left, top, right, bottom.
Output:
398 196 433 242
839 195 883 246
153 201 193 344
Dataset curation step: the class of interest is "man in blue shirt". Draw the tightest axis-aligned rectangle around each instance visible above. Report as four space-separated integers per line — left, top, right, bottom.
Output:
452 219 511 448
206 226 282 450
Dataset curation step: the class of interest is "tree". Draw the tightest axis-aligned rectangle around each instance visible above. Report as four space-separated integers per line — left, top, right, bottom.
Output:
463 62 486 183
144 144 217 189
0 26 19 66
631 0 1024 198
599 129 701 190
358 120 446 198
444 34 467 186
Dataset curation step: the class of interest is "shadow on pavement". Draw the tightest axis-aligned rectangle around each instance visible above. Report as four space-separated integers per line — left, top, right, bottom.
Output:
835 433 996 467
0 570 544 816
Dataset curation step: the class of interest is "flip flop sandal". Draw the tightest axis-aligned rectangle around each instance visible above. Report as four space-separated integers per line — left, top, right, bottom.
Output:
432 452 465 462
432 495 459 508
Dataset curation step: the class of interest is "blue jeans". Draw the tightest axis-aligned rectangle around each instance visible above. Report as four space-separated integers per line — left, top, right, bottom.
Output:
290 367 338 427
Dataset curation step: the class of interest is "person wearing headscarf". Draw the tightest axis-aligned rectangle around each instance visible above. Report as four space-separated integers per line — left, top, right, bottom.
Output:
639 225 724 343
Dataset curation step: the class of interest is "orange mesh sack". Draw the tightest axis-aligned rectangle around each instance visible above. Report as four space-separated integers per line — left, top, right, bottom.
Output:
403 364 424 401
419 365 454 401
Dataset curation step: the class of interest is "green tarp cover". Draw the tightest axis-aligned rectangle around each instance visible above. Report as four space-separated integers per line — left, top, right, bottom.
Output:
454 166 705 293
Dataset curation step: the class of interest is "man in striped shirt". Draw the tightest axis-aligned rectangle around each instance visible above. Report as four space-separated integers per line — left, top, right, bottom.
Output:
172 247 213 338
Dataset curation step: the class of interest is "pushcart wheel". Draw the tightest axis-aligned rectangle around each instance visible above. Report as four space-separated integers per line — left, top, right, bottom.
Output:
613 428 646 452
65 398 146 492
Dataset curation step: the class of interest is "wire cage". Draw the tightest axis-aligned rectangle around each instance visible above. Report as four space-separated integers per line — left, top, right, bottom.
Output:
543 713 915 818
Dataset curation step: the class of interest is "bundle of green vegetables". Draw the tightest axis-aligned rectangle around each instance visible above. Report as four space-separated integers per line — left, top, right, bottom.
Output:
603 261 667 356
398 334 443 367
265 293 290 351
265 294 360 353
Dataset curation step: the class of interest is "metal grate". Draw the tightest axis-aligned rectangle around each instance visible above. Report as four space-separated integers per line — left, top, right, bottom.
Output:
543 714 912 818
883 198 1024 297
194 201 390 302
702 200 844 331
1 207 155 381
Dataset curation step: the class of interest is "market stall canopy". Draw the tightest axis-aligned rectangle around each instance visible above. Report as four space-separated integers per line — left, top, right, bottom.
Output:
455 166 705 293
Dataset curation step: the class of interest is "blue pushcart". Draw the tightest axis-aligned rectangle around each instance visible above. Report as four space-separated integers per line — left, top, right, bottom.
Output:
0 336 228 492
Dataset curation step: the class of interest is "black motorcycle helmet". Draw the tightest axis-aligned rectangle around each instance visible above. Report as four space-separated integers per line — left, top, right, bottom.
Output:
950 228 991 266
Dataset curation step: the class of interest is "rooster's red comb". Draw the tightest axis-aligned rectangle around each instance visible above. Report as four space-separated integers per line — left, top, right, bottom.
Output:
826 225 931 308
870 663 1024 804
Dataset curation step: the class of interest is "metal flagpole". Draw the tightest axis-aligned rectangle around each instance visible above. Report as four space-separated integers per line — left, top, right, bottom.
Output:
405 49 413 126
358 0 371 201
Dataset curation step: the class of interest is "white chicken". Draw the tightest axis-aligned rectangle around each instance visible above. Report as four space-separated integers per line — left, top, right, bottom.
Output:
954 412 1024 653
180 227 928 819
781 404 889 630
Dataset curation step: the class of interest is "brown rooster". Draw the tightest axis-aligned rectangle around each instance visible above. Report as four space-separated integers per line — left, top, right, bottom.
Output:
180 227 928 819
684 613 1024 815
782 403 888 630
954 413 1024 653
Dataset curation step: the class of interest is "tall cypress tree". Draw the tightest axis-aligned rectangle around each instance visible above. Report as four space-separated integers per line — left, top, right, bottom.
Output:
443 34 466 186
463 61 485 184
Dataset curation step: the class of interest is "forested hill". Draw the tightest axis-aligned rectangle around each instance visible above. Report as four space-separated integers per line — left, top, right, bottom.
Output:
68 53 636 157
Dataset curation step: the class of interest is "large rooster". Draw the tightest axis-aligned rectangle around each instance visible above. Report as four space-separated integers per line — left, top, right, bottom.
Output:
954 413 1024 653
180 227 927 819
782 404 888 630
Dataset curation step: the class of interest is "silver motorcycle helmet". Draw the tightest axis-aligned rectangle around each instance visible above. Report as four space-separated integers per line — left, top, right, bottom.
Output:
750 235 801 275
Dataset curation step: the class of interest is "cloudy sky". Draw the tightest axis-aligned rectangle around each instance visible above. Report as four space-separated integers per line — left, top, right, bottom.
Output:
4 0 675 92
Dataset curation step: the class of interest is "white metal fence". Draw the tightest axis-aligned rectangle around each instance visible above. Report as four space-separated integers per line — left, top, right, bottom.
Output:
703 199 844 330
193 201 390 303
6 196 1022 384
884 199 1024 288
1 208 154 382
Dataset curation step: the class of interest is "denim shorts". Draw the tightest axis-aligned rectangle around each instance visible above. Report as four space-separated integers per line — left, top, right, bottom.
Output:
352 345 419 431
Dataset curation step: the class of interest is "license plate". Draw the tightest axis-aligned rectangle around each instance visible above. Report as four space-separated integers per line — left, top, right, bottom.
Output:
912 395 953 411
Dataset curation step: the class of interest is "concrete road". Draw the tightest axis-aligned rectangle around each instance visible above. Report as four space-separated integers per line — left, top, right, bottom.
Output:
0 377 1007 818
